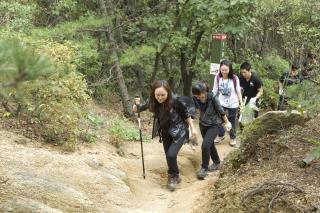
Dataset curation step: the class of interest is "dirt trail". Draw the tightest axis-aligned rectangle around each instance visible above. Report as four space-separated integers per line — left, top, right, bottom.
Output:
0 126 234 213
118 137 234 213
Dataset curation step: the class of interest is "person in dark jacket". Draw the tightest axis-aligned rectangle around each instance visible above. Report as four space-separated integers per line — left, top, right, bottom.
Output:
278 62 303 110
132 80 197 191
192 81 231 180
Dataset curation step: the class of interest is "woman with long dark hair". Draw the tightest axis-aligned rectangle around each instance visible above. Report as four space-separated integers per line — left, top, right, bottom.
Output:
132 80 197 191
213 59 243 146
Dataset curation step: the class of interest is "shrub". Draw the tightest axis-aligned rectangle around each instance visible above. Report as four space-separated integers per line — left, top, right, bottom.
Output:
108 117 141 156
0 38 93 150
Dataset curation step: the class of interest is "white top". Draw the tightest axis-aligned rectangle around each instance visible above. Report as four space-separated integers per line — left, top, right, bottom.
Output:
212 75 241 108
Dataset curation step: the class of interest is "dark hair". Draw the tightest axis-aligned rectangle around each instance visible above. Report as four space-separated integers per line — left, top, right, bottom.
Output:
192 81 209 95
149 80 173 113
240 62 251 71
291 61 300 70
307 52 316 59
219 59 234 79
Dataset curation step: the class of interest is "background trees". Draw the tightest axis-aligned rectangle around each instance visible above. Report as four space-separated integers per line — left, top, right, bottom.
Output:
0 0 320 147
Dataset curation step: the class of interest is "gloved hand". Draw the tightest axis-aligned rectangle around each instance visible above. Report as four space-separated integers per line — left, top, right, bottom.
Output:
132 97 141 112
224 121 232 132
134 97 141 105
250 97 257 104
279 89 283 95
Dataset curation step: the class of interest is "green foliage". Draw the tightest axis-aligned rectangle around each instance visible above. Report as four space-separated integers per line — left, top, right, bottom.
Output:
249 53 289 109
108 118 140 142
0 39 55 116
108 117 143 156
0 1 36 32
33 0 98 27
30 71 91 147
0 38 93 149
79 113 104 143
285 81 320 118
304 147 320 163
120 45 157 66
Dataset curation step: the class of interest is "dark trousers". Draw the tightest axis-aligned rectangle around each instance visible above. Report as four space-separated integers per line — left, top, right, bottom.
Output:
277 95 288 110
218 107 238 139
200 124 221 169
161 130 184 175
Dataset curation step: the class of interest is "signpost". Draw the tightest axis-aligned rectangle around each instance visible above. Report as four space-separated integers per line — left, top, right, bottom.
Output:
209 33 227 88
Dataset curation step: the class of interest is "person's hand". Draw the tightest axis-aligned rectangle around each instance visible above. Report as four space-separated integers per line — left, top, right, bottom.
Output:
250 97 257 104
239 101 245 112
224 121 232 132
134 97 141 105
132 97 141 112
279 89 283 95
190 127 198 140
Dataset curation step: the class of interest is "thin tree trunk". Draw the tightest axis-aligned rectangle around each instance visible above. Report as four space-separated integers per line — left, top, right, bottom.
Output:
180 47 193 96
161 56 174 89
98 0 132 117
132 66 149 99
150 52 161 84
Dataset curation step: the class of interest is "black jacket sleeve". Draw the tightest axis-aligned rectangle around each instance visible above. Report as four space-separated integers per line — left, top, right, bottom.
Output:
175 96 196 120
212 95 226 117
137 99 149 112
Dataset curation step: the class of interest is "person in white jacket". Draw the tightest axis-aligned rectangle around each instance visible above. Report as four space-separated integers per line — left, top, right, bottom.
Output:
213 60 243 146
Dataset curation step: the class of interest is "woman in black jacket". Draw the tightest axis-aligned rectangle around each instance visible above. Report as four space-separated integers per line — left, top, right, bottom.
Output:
192 81 231 180
132 80 197 191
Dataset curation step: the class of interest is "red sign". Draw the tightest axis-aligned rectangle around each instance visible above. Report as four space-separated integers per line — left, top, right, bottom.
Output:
212 34 227 41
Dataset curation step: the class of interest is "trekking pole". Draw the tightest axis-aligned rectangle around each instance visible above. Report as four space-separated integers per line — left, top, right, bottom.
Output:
278 72 290 110
136 99 146 179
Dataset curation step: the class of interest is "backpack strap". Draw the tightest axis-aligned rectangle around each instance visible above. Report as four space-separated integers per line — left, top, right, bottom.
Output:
217 74 237 91
232 74 237 91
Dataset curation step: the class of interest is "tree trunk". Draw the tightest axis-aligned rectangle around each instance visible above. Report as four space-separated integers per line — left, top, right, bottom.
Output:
180 48 193 96
180 30 203 96
150 52 161 84
161 56 174 89
98 0 132 117
132 66 149 99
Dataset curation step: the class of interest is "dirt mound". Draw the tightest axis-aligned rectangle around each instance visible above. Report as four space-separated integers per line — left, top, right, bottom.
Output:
200 115 320 213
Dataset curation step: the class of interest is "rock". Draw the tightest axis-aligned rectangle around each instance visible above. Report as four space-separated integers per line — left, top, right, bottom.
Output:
2 198 63 213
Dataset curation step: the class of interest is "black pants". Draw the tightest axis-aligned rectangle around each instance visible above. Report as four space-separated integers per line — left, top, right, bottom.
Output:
200 124 221 169
161 130 184 175
277 95 288 110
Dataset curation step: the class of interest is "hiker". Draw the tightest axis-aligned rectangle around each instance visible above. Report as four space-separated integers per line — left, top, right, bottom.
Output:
132 80 198 191
191 81 231 180
239 62 263 118
278 62 303 110
302 52 319 79
212 59 243 147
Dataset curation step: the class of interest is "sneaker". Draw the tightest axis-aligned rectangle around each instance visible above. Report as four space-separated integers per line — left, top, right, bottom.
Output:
214 136 225 143
230 139 237 147
208 162 221 172
197 167 208 180
175 174 181 184
167 174 177 191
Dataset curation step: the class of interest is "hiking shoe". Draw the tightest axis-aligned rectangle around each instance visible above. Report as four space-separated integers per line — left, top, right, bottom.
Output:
208 162 221 172
230 139 237 147
167 175 177 191
214 136 225 143
197 167 208 180
175 174 182 184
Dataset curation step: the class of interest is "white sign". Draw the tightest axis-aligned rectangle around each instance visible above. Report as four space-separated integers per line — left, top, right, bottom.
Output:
210 63 220 75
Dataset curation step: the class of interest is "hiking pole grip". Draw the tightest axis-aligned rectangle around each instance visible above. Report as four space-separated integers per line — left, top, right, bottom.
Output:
136 100 146 179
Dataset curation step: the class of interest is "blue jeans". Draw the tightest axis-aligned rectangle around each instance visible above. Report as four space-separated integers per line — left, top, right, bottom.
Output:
218 107 238 140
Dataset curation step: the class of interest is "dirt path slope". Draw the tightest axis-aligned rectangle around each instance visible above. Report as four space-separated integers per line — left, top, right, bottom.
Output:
0 128 234 213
